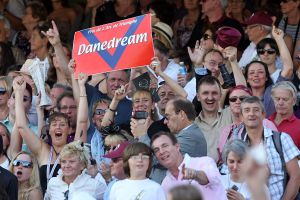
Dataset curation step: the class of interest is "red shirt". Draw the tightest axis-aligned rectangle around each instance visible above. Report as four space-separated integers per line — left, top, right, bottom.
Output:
269 113 300 149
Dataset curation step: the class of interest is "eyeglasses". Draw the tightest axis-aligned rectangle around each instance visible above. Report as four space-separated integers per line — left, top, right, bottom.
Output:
130 154 150 161
111 157 122 163
94 109 107 115
12 94 31 102
64 190 69 200
257 48 276 55
229 96 247 102
59 105 77 111
202 33 212 40
0 88 6 95
13 160 33 168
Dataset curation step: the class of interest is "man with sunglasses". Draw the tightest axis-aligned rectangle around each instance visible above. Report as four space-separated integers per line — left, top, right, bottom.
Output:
0 136 18 200
103 141 128 200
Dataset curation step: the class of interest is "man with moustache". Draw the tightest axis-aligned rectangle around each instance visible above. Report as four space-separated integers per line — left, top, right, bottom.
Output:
194 76 233 161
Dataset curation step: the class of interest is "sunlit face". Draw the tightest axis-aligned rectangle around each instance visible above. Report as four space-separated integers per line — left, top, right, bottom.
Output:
0 125 9 151
203 52 223 77
106 71 128 99
197 83 221 114
152 135 180 169
133 92 154 114
128 153 150 178
246 63 268 89
59 97 77 128
92 102 109 129
229 89 251 114
8 90 32 115
13 153 33 183
157 84 176 115
241 102 264 129
272 88 295 116
0 80 9 107
245 24 261 43
227 151 244 178
164 102 182 133
258 44 277 66
61 154 84 180
49 117 70 147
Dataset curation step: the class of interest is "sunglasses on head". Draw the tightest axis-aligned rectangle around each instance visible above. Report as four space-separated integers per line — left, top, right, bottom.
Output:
257 48 276 55
229 96 247 103
13 160 33 168
94 109 106 115
0 88 6 95
202 33 212 40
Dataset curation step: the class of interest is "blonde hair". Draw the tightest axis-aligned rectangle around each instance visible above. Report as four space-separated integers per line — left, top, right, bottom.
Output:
60 140 90 168
9 151 41 200
104 134 127 146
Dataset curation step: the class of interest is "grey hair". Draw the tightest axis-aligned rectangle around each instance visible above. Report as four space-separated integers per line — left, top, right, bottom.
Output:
0 15 10 30
222 139 249 163
240 96 265 113
52 83 72 92
271 81 297 100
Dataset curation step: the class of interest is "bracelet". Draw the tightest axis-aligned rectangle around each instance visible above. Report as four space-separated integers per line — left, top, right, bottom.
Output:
109 107 116 112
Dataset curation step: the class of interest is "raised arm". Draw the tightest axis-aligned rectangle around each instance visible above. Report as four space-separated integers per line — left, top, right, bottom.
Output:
101 84 129 127
13 77 43 157
75 73 89 142
223 46 247 86
149 57 187 98
272 26 293 79
42 20 71 83
7 125 22 160
68 59 80 103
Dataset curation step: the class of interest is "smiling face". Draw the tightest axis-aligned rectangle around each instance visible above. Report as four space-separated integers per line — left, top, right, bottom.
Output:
13 153 33 183
132 91 154 114
60 154 84 180
152 135 180 169
92 101 109 130
203 51 223 77
241 102 264 129
106 71 128 99
258 44 277 66
246 63 268 89
197 82 221 114
49 117 70 147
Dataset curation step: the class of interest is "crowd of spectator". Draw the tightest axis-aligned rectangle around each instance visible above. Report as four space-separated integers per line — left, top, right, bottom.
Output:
0 0 299 200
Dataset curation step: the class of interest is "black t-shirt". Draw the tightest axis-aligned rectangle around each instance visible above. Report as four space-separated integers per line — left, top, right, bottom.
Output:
95 1 141 26
0 167 18 200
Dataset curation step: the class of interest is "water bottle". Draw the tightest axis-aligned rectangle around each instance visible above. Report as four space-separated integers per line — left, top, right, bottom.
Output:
178 62 187 75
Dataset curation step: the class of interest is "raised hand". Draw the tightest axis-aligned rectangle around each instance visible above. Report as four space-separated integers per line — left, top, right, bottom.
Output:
187 40 206 66
12 76 26 92
223 46 237 62
78 73 88 86
113 84 130 101
149 57 163 76
41 20 61 47
68 59 76 74
272 26 284 41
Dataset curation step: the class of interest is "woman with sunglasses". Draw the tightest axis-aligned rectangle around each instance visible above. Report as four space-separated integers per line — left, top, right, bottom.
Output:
11 76 86 194
45 140 107 200
245 26 293 117
9 151 42 200
217 86 277 169
109 142 165 200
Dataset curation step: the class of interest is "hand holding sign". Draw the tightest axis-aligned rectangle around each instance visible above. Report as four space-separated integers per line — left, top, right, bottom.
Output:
42 20 61 47
150 57 163 76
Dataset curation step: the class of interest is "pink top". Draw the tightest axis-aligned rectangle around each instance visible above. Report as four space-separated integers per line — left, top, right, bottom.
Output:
161 154 227 200
217 119 278 161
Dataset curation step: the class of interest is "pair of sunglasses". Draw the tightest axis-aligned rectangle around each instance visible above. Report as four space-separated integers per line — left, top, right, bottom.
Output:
257 48 276 55
13 160 33 168
94 109 107 115
229 96 247 103
202 33 212 41
0 88 6 95
104 143 121 152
